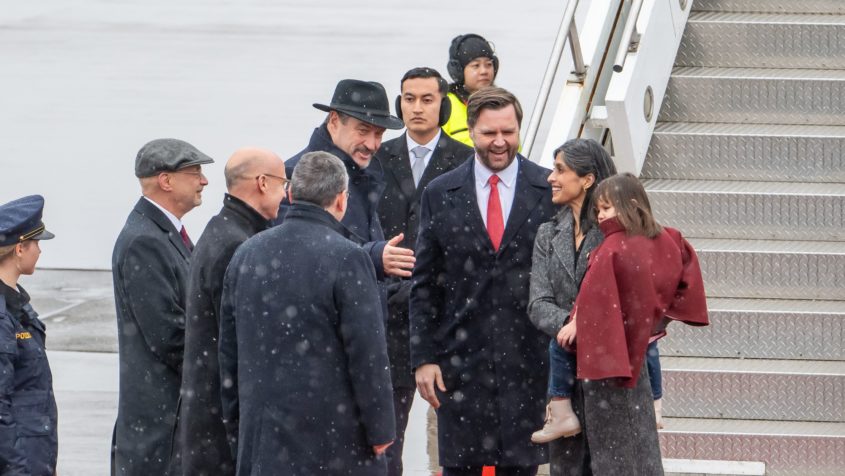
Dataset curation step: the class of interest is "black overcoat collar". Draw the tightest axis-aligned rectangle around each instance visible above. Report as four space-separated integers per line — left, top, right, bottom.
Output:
284 202 360 243
445 155 547 254
306 125 386 183
222 194 272 235
133 197 192 260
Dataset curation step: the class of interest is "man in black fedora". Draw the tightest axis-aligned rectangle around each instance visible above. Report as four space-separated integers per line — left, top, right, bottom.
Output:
281 79 416 282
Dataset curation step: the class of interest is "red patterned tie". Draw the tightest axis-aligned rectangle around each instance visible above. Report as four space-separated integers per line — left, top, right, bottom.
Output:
179 225 193 251
487 175 504 251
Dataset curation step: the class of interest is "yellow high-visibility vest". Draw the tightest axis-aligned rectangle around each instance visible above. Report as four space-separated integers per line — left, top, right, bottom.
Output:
444 92 474 147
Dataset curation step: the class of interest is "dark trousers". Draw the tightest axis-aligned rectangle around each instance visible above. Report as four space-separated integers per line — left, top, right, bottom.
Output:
443 466 538 476
386 386 415 476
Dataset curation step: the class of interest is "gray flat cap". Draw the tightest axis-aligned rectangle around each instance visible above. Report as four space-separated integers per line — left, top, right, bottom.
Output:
135 138 215 178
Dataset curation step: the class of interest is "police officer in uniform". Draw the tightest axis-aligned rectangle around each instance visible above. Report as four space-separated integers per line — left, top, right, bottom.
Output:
0 195 58 476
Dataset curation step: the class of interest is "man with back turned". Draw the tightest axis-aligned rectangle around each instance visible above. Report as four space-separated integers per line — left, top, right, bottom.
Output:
219 151 395 475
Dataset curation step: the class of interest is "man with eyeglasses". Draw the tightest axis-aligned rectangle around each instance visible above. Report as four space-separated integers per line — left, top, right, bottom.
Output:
111 138 213 476
176 147 285 476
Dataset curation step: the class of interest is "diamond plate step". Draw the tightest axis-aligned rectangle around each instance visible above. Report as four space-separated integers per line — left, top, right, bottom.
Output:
661 298 845 361
642 179 845 241
660 357 845 422
690 239 845 301
660 419 845 476
693 0 845 15
641 123 845 183
664 458 766 476
678 12 845 69
659 67 845 125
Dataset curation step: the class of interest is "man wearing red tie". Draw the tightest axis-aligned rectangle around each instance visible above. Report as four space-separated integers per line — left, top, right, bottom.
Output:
410 88 555 476
111 138 213 476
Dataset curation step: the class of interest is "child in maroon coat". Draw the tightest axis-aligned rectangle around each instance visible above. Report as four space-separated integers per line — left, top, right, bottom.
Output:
531 173 709 444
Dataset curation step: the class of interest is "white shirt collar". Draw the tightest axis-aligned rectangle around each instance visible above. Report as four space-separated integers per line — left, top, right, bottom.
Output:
407 130 442 158
474 154 519 189
144 196 183 231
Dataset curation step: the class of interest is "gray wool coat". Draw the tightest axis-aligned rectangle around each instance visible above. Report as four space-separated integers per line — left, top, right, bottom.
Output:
528 209 664 476
527 209 603 339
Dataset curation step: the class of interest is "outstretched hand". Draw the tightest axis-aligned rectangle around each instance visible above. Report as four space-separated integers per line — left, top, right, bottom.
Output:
383 233 415 277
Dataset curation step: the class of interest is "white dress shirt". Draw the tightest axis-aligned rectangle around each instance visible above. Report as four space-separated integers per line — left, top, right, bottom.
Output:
406 130 442 169
144 196 183 232
474 155 519 227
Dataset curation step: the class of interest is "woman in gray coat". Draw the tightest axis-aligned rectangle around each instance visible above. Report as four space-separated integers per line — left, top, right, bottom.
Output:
527 139 624 475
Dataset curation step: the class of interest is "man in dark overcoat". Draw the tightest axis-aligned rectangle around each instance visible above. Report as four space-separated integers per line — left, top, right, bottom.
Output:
219 151 395 476
111 138 213 476
374 67 472 476
277 79 416 285
410 88 555 476
176 148 285 476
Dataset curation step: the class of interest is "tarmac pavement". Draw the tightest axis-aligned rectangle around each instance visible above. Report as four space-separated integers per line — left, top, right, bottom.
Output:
30 269 442 475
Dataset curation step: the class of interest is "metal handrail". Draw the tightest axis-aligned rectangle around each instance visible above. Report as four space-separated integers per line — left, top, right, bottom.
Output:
523 0 585 156
613 0 644 72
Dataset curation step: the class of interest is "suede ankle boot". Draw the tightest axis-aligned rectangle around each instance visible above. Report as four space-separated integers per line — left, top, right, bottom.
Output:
654 398 664 429
530 398 581 443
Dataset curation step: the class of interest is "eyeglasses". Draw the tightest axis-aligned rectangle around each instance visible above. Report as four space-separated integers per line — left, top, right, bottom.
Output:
173 170 206 179
258 173 290 191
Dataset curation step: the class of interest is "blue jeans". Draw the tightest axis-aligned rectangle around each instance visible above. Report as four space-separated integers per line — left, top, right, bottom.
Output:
548 339 663 399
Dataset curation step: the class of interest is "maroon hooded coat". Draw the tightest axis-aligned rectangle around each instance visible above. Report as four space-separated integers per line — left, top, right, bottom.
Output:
574 217 709 387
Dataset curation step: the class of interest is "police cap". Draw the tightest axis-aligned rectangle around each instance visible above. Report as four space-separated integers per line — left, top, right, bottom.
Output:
0 195 55 247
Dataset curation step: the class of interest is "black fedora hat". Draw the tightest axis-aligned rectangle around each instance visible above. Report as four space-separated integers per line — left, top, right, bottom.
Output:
314 79 404 130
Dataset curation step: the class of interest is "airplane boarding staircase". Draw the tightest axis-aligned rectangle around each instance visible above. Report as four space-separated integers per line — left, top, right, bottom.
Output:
526 0 844 474
640 1 845 474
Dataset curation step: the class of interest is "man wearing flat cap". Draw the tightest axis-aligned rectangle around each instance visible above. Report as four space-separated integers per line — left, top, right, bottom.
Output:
279 79 416 285
111 138 213 476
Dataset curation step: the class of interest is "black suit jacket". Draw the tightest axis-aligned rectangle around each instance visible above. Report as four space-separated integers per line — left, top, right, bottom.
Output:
409 156 555 466
376 131 472 250
177 194 270 476
374 131 472 388
111 197 191 476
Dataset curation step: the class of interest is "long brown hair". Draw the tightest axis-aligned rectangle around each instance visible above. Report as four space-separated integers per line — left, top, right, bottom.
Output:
593 173 662 238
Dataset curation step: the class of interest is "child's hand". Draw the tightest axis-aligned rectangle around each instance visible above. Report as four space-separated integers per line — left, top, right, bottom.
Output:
556 319 577 347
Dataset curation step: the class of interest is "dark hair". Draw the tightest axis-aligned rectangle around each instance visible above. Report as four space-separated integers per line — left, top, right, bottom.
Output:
553 138 617 235
291 151 348 207
593 173 662 238
401 67 448 96
466 87 523 130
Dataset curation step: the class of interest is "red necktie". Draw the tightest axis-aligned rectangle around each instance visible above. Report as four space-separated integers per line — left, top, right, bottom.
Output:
487 175 504 251
179 225 193 251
